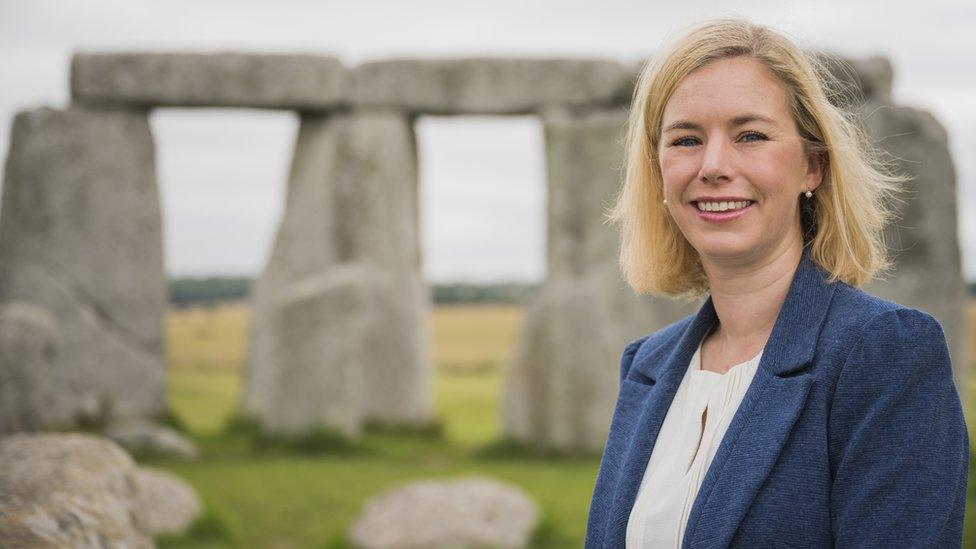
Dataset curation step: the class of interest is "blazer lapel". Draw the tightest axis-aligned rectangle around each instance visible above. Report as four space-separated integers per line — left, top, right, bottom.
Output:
681 246 836 548
601 284 717 546
601 245 836 548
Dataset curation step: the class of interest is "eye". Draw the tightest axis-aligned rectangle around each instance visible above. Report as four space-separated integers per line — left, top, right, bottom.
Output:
739 131 768 143
669 136 701 147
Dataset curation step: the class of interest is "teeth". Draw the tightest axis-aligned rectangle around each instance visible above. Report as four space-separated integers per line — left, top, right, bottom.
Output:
696 200 751 212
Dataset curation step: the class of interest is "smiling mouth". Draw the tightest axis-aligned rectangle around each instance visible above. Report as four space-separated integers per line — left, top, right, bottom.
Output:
692 200 755 212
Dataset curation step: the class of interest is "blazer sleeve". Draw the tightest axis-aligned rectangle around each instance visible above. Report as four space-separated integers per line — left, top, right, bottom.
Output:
828 308 969 548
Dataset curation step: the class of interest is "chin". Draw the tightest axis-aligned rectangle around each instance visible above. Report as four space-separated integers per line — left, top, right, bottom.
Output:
693 239 756 261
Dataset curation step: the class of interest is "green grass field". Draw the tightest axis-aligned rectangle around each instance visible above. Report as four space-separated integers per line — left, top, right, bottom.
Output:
154 301 976 548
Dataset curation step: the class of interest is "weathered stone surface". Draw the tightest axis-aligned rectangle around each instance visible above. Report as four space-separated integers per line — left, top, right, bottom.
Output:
0 302 60 435
349 476 539 549
104 418 198 460
71 52 350 110
0 433 153 548
859 103 967 396
260 265 370 437
244 111 431 432
501 108 697 451
331 112 429 424
0 107 166 429
134 467 202 536
353 58 633 114
243 113 344 421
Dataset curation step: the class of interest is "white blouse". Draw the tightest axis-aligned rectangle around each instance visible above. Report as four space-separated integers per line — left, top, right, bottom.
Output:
625 333 763 549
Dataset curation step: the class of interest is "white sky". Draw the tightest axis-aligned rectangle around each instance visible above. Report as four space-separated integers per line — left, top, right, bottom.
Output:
1 0 974 282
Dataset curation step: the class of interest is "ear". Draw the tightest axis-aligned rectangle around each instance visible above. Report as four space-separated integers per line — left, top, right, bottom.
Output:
804 152 825 192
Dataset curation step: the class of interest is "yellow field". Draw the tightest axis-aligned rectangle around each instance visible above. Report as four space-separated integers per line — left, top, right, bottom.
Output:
166 301 524 442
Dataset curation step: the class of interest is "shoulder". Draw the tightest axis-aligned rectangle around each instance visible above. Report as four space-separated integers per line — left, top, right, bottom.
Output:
825 282 948 359
825 284 953 426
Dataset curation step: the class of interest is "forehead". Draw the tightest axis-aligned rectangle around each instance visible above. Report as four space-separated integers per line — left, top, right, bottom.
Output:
661 56 791 126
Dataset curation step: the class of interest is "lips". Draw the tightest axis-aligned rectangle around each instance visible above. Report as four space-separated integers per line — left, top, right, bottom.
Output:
693 200 755 222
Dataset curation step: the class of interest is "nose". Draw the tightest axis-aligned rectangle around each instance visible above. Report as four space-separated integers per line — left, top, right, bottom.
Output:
699 136 733 184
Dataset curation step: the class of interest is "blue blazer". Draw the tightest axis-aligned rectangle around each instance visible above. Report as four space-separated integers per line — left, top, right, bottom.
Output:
586 246 970 548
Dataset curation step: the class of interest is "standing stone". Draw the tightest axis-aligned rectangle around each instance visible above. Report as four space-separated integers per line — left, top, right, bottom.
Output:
332 111 430 425
0 107 166 429
244 110 431 434
0 302 60 434
261 265 370 437
244 113 344 421
501 107 696 451
860 103 968 398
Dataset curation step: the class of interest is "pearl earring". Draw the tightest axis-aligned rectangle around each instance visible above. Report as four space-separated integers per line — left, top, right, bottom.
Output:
805 190 813 198
663 198 668 205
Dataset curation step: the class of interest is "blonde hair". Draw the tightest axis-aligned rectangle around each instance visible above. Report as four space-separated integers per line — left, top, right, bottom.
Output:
608 18 904 299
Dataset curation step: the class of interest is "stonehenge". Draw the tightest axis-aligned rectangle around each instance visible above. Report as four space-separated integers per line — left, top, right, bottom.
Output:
0 107 166 432
0 51 965 453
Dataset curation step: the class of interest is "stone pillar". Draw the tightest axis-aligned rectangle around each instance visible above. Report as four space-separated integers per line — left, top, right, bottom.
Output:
501 107 696 452
243 113 343 421
0 302 60 434
0 107 166 429
333 111 430 425
244 109 431 435
860 103 968 400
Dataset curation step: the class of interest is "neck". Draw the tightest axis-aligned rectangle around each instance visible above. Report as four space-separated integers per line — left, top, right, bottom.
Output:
700 238 804 349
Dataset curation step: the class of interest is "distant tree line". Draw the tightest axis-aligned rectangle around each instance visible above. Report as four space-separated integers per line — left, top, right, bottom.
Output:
169 277 251 307
168 277 539 307
169 277 976 307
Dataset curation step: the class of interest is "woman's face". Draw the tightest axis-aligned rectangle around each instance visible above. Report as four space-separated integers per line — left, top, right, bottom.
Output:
658 56 822 268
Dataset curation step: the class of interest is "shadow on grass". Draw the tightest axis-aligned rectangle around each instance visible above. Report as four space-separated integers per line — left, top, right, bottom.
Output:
222 415 365 456
362 417 446 440
472 436 601 462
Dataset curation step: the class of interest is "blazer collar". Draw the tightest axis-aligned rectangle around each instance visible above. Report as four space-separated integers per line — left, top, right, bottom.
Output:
629 243 835 383
602 244 837 548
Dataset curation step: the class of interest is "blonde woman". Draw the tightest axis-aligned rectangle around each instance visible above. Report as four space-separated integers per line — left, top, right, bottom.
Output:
586 18 968 548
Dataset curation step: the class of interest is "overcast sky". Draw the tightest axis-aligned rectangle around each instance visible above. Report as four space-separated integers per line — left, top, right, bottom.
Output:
1 0 974 283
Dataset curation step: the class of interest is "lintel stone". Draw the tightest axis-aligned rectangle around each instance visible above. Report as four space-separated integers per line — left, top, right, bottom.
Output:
352 58 633 114
71 52 350 110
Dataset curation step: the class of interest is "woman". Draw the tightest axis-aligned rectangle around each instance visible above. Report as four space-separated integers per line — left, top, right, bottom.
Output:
585 18 969 549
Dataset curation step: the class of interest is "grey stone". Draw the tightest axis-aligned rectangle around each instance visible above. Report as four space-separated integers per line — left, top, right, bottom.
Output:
0 432 153 548
859 103 968 397
349 476 539 549
501 108 697 451
331 112 430 424
260 265 370 437
353 58 633 114
245 111 431 433
71 52 349 110
243 113 345 421
0 302 60 435
0 106 166 429
104 418 198 460
133 467 202 537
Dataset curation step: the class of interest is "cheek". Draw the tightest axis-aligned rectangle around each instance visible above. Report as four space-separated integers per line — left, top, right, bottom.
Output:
659 153 697 188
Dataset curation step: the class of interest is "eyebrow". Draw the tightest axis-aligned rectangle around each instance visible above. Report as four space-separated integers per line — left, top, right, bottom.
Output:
662 114 778 134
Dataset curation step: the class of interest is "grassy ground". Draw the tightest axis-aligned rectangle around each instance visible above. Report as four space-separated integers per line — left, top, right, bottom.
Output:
155 300 976 548
158 303 592 548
